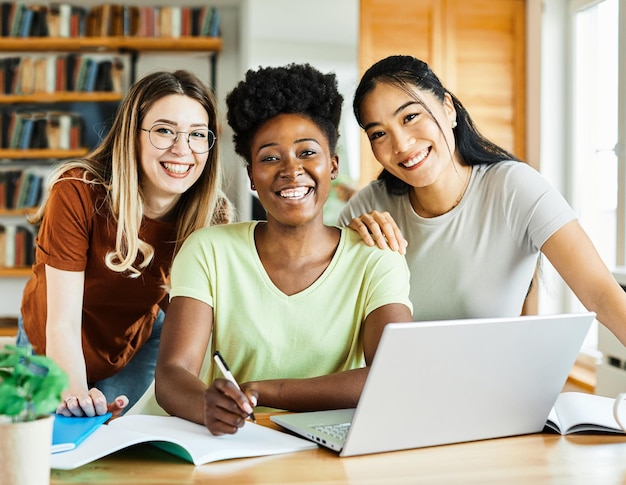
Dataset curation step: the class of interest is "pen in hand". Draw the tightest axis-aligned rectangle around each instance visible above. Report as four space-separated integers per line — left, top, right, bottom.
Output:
213 351 257 423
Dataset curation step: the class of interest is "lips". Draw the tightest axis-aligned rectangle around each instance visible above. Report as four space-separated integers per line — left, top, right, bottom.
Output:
400 147 430 169
278 186 313 199
161 162 192 174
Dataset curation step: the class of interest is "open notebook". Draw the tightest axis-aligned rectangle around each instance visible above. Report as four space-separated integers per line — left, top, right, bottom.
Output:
272 312 595 457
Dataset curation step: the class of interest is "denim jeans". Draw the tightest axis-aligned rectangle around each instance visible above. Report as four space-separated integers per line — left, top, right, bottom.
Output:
17 310 164 415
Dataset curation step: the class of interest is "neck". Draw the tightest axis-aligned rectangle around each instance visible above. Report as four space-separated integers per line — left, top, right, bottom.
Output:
143 196 180 221
255 220 339 257
411 165 471 218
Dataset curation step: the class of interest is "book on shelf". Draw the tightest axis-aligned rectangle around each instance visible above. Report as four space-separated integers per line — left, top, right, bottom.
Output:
0 224 9 268
46 3 60 37
0 225 5 268
0 2 11 37
52 413 112 453
8 2 24 37
50 414 317 470
1 169 21 207
29 5 50 37
13 225 34 267
0 167 45 210
0 223 35 267
1 53 124 95
545 392 626 435
1 3 222 39
1 109 82 150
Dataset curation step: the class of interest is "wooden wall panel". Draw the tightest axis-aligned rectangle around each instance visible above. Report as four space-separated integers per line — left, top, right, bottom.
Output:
447 0 526 160
358 0 526 187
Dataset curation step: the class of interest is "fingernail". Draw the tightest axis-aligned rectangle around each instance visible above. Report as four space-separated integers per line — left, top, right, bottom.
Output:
249 395 257 407
243 402 253 414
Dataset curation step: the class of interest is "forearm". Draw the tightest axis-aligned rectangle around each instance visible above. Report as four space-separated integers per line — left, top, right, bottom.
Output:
582 280 626 347
248 367 368 412
155 364 208 425
46 321 89 394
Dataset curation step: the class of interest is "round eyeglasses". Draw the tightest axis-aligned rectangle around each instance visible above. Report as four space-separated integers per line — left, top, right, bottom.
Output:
141 124 216 154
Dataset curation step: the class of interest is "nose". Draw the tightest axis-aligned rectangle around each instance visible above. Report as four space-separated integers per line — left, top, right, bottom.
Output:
391 128 414 155
170 133 192 156
280 156 304 178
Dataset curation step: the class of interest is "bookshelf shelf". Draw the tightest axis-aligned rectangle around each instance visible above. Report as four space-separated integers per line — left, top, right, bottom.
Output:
0 208 36 217
0 148 89 160
0 267 32 278
0 92 123 104
0 36 223 53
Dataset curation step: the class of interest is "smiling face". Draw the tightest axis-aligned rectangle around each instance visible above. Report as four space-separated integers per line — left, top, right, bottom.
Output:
139 94 210 216
359 82 459 189
249 113 339 228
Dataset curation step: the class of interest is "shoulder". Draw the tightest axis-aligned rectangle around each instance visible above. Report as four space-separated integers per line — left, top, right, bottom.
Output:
339 180 403 224
187 221 254 245
351 179 394 200
341 228 408 265
53 167 104 195
478 160 541 183
473 161 558 201
46 167 107 211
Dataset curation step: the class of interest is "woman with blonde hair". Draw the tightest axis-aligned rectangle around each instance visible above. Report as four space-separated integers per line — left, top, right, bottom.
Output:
19 69 230 417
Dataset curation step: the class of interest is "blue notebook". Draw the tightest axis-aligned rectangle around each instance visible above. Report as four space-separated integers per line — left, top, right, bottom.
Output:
52 413 112 453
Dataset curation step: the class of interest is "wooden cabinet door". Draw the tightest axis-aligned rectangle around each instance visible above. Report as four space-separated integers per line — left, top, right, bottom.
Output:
358 0 525 186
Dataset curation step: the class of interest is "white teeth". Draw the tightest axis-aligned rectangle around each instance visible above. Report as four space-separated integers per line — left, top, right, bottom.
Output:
402 148 429 168
280 187 310 199
162 163 190 174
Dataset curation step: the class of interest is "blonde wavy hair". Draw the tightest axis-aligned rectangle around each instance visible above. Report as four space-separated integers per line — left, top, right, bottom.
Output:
30 70 231 277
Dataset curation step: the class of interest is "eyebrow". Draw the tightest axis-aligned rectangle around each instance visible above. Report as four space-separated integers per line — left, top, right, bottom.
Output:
362 101 418 132
151 119 208 128
257 137 321 151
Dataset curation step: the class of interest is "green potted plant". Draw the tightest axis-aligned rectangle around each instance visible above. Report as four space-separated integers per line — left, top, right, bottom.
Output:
0 344 69 485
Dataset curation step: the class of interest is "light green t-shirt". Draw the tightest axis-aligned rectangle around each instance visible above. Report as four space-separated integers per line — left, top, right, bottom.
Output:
170 222 412 391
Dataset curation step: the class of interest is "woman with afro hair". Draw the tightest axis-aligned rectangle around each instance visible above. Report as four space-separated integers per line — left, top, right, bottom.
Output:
155 63 413 435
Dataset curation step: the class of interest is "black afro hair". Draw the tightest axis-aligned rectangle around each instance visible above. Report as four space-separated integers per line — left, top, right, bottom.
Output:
225 63 343 164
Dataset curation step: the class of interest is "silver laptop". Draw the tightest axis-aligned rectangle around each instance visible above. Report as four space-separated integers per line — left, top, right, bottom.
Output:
271 313 595 457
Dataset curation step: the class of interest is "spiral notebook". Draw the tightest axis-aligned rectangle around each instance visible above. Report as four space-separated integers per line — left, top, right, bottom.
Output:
272 313 595 456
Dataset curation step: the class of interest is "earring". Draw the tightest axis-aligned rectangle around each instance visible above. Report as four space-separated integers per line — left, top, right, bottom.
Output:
451 120 457 129
251 182 256 190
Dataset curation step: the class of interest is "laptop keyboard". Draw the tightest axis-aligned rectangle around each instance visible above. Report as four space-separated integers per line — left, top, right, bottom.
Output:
313 422 351 442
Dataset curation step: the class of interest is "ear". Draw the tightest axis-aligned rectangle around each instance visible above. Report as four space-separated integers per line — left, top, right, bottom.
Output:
443 92 457 124
247 166 256 191
330 154 339 180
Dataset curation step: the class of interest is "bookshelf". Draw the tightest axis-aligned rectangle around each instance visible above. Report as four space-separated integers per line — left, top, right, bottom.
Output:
0 20 223 281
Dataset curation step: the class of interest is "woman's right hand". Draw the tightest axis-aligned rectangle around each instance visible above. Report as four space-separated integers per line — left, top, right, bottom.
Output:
203 378 257 435
57 388 128 418
348 211 407 255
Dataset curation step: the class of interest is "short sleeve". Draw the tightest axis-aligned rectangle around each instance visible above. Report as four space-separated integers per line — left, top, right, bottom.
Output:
35 176 99 271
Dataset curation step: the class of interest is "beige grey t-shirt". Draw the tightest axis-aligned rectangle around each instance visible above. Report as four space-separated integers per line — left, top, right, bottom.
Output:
338 161 577 320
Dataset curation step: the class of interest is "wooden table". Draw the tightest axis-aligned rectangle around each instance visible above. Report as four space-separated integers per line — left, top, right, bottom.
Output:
51 414 626 484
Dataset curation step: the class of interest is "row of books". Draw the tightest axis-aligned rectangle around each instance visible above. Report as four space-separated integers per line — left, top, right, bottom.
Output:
0 169 44 210
1 110 83 150
0 224 35 268
0 3 220 38
1 54 124 95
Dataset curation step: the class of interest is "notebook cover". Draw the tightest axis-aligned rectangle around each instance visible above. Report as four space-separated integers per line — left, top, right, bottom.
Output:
52 413 112 453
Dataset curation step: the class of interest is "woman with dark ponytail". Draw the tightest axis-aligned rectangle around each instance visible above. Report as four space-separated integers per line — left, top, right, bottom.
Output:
340 55 626 349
